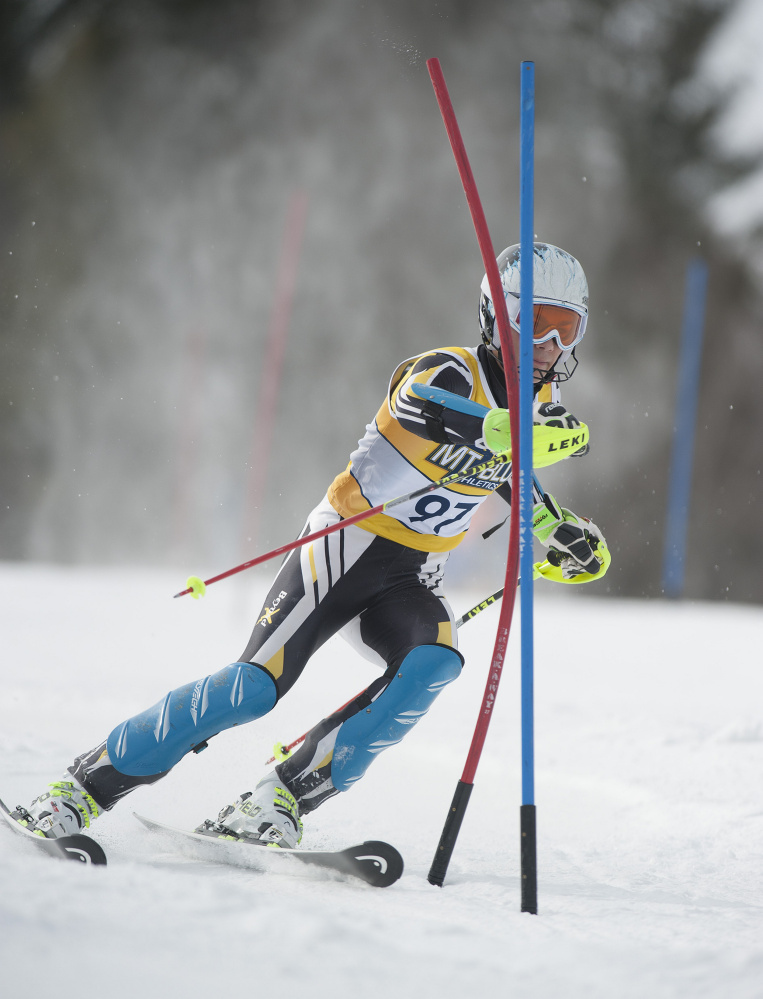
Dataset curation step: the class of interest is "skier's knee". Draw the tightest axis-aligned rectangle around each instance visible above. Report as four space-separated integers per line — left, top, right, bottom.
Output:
331 644 463 792
106 663 278 776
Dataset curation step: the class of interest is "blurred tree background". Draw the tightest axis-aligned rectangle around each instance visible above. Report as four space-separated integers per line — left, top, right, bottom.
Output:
1 0 761 601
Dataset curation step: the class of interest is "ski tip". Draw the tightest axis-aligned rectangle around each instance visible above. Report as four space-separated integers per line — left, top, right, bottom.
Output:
344 840 404 888
55 834 108 866
1 796 107 866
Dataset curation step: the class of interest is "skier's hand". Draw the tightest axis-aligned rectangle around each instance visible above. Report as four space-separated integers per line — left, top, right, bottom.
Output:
532 493 608 580
482 407 590 467
482 408 512 454
534 403 589 457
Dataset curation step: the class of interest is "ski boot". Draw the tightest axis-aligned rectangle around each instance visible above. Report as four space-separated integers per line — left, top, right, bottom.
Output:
197 771 303 848
11 779 101 839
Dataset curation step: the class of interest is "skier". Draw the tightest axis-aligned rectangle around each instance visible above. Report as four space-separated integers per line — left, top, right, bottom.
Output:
12 242 609 848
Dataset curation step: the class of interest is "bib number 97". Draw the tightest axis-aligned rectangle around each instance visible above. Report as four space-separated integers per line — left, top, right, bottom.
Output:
408 496 477 535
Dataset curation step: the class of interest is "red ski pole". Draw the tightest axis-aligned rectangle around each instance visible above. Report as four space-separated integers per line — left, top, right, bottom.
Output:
174 449 511 598
425 57 522 887
263 575 525 767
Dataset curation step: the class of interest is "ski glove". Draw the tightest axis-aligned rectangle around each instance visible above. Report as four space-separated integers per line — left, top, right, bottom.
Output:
482 408 512 454
483 404 589 456
532 493 609 581
533 403 589 457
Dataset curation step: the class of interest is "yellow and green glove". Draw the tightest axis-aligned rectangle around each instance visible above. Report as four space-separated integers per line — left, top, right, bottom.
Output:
482 405 590 467
533 402 590 457
532 494 610 584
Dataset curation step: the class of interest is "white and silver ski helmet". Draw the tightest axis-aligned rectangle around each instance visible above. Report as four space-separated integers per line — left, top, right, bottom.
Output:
478 242 589 382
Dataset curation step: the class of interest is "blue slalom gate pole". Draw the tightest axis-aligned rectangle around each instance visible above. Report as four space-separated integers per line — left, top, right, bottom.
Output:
519 60 537 914
661 258 708 598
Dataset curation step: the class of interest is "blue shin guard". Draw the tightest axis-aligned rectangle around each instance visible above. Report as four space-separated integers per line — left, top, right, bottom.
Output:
331 644 463 792
106 663 278 777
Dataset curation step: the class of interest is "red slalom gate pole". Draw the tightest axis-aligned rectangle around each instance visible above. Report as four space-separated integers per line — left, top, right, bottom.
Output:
425 57 522 888
172 328 207 558
242 190 309 550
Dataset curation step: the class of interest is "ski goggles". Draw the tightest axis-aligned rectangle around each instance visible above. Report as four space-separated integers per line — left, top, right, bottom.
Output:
506 296 587 350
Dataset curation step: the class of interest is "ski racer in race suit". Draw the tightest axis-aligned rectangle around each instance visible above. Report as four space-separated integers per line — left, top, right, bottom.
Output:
13 242 610 847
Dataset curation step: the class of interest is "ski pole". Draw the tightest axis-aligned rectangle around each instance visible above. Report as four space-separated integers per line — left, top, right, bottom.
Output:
454 586 504 628
174 450 512 598
264 546 576 765
176 411 576 599
264 574 525 767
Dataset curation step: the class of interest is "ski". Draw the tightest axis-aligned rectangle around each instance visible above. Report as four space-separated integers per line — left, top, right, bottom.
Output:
134 812 403 888
0 795 107 866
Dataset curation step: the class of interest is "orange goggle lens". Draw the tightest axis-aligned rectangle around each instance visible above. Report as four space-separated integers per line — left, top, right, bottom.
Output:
513 303 587 349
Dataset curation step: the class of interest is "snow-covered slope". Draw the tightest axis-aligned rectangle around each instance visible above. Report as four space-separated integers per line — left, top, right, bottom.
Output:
1 565 761 997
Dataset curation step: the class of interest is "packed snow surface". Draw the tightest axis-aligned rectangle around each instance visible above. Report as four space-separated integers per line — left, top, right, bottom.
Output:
1 564 761 997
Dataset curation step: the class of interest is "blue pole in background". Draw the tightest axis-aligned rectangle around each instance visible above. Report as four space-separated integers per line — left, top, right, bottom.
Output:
519 60 537 914
661 258 708 598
